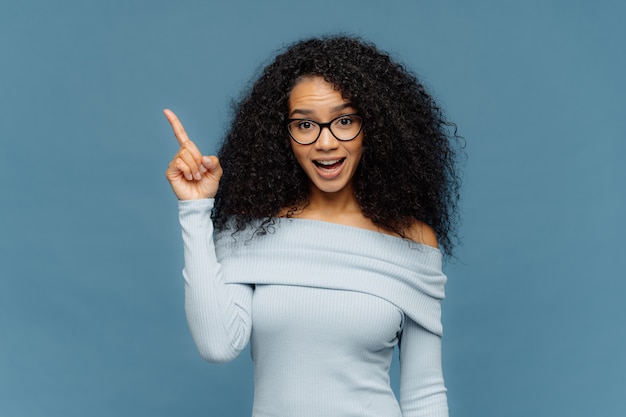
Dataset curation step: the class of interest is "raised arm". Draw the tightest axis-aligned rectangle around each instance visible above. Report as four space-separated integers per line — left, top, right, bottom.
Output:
165 110 253 363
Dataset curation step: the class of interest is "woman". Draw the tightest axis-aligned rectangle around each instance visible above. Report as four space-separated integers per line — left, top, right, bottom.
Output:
165 36 461 417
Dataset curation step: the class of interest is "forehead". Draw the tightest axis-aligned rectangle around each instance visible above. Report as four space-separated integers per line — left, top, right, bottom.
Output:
288 76 350 114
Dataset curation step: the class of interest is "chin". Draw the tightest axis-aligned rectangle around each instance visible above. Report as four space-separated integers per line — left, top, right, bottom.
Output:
309 180 352 195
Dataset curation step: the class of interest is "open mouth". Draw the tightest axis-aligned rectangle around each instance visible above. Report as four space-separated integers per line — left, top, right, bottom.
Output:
313 158 345 170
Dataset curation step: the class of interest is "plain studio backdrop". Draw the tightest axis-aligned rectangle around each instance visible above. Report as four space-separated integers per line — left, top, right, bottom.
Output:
1 1 624 416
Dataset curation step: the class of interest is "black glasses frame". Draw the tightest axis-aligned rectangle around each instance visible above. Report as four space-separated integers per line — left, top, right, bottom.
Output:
287 114 363 145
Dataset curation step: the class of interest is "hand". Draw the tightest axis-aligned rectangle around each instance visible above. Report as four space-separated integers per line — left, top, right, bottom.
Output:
164 109 222 200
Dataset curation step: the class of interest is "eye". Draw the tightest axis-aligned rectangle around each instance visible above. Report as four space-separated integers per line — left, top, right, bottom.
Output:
334 115 355 129
298 120 315 130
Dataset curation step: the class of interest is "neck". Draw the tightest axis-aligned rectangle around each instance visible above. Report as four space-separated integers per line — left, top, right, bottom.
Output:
305 184 361 219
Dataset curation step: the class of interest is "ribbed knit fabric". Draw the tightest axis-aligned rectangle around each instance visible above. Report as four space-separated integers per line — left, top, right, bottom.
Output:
179 198 449 417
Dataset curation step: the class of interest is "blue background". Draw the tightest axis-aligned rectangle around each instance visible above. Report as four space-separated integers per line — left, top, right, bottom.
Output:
1 1 624 416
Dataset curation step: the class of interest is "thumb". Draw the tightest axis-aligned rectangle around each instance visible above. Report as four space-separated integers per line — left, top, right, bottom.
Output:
203 155 222 175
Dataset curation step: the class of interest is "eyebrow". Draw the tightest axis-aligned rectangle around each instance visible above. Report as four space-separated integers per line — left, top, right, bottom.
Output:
289 103 354 118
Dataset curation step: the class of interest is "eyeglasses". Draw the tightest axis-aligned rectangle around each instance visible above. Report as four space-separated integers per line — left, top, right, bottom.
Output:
287 114 363 145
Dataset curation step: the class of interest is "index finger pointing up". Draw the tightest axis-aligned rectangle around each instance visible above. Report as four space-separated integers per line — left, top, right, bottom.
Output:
163 109 190 145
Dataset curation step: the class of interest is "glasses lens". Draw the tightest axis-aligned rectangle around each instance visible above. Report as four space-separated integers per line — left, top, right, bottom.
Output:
288 114 362 144
330 115 362 140
288 120 320 144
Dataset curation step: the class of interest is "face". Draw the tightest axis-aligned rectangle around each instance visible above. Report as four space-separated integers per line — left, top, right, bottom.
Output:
288 76 363 197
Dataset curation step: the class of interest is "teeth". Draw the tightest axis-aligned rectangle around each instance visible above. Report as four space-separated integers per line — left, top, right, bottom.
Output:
316 159 341 166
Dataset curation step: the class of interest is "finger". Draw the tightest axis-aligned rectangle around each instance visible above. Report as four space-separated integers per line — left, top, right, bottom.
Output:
180 138 203 164
179 148 202 180
202 155 223 176
166 157 193 182
163 109 191 146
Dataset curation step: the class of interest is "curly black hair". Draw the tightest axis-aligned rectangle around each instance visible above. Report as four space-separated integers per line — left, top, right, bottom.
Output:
213 35 463 257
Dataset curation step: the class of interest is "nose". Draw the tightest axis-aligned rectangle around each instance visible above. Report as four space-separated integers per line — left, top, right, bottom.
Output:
314 125 339 150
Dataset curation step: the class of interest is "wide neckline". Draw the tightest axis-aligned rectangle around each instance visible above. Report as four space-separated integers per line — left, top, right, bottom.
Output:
274 217 441 253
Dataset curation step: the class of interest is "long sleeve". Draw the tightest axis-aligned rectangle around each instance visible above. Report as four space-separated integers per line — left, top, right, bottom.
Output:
178 198 253 363
399 317 448 417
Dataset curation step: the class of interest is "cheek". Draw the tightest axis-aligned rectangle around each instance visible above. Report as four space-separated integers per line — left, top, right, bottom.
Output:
349 138 364 160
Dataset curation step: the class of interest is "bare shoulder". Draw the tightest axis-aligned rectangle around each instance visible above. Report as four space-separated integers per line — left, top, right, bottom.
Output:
404 221 439 249
278 204 439 248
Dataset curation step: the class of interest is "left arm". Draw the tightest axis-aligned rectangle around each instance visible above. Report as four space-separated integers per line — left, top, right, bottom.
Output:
399 317 448 417
399 220 448 416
